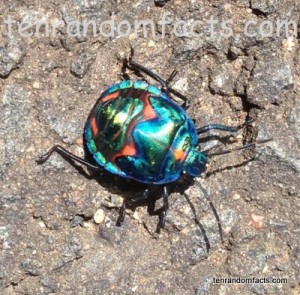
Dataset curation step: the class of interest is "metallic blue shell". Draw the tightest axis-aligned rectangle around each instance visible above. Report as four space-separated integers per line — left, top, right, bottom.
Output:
84 80 203 184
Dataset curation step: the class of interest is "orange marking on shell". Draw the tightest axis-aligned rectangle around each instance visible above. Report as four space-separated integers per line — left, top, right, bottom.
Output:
102 91 120 102
90 117 99 136
174 149 185 161
111 93 154 163
121 144 136 156
111 141 136 162
144 103 156 119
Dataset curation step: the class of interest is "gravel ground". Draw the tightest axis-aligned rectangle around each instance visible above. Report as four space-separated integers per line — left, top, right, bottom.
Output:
0 1 299 294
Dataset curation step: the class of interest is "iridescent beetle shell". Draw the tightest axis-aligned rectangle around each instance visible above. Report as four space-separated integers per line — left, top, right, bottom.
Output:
84 80 207 184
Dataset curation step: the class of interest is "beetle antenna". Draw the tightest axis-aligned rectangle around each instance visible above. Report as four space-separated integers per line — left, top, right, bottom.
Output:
203 138 272 157
194 180 223 242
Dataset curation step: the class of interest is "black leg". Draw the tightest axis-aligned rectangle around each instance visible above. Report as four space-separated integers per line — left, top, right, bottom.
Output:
168 87 190 109
197 118 254 135
195 180 223 242
204 138 272 157
37 145 101 171
116 201 126 226
127 48 190 109
128 188 150 205
117 188 149 226
129 57 167 90
156 186 169 233
165 69 177 85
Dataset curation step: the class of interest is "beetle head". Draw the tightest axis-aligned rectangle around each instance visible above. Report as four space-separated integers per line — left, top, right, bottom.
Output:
184 149 208 177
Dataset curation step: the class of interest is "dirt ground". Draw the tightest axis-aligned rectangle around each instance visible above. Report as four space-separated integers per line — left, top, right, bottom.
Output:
1 0 299 294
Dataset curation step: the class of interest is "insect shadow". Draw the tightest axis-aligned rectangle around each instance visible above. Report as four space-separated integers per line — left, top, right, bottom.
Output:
56 143 209 245
54 133 258 253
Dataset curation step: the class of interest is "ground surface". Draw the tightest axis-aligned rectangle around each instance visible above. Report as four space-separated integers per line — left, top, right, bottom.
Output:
0 0 299 294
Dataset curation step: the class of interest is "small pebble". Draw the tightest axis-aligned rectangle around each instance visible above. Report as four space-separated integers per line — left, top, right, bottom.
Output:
132 286 138 292
32 81 40 89
75 138 83 146
148 40 155 47
250 212 264 230
233 193 241 200
94 209 105 224
39 221 46 228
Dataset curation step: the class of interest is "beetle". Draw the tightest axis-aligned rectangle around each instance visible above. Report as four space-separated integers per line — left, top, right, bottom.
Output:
38 52 269 233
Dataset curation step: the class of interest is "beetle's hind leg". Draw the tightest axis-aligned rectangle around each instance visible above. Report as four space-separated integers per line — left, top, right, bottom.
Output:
126 48 190 109
37 144 101 171
116 188 150 226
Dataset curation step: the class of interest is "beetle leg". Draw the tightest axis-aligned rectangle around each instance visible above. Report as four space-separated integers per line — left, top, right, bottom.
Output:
203 138 272 157
197 118 254 135
130 58 190 109
116 201 126 226
37 144 102 171
167 87 190 109
156 186 169 233
165 69 177 85
127 48 190 109
117 188 149 226
128 188 150 204
129 59 167 89
195 180 223 242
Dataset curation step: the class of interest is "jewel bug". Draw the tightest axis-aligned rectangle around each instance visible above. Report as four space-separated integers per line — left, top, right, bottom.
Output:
38 50 270 234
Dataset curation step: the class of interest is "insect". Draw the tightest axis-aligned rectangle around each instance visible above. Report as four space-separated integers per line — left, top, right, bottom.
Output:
38 52 270 234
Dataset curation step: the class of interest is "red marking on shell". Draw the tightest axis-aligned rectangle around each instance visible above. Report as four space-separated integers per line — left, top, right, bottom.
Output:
143 103 156 119
120 143 136 156
173 148 185 161
90 116 99 137
111 92 156 162
102 90 120 102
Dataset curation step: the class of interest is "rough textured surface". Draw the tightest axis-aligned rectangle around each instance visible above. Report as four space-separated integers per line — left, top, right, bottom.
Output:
0 37 25 78
0 0 299 294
